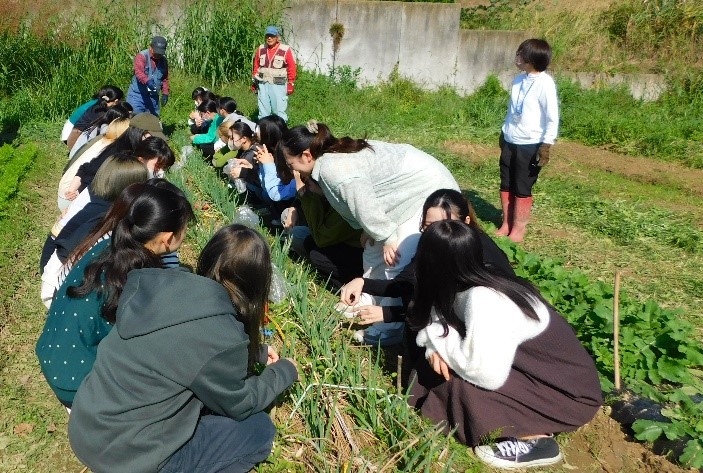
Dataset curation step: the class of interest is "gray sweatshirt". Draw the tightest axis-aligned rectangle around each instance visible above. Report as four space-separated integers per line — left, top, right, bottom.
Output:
68 268 297 473
311 140 459 244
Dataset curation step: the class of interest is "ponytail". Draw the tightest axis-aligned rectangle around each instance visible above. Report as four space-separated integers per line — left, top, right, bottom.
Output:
67 186 194 323
280 120 370 160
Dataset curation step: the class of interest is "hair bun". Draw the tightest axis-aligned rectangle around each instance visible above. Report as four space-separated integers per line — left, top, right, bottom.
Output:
306 120 319 134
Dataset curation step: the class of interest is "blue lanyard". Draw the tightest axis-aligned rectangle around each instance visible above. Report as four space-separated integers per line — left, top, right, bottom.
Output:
513 75 536 115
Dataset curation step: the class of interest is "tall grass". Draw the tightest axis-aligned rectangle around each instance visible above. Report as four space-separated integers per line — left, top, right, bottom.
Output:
0 0 279 133
176 0 284 86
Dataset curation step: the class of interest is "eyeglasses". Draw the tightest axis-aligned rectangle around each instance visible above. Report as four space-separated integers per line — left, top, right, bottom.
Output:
265 34 276 38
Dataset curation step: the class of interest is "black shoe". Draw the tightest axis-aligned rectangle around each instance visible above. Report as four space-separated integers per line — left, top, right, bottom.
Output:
474 436 562 469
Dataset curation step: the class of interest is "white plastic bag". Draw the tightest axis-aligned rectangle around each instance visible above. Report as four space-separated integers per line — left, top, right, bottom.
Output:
269 263 289 304
232 205 260 228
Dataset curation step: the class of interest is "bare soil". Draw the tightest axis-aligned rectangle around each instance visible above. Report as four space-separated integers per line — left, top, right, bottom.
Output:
561 408 693 473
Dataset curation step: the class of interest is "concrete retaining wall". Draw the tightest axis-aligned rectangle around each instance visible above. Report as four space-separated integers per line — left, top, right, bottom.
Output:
283 0 664 100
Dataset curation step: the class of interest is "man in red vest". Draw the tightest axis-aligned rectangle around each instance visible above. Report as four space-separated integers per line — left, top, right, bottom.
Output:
252 26 297 122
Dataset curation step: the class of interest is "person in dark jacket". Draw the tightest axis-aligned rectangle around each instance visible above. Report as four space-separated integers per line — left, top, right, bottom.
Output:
68 225 298 473
40 154 148 307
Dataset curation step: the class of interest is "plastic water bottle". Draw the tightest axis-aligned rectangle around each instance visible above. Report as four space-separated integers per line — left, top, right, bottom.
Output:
172 145 194 171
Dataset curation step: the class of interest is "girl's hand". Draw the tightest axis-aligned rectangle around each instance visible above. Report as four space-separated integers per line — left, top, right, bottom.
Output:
383 241 400 266
255 144 274 164
190 135 196 142
293 170 305 191
340 277 364 306
428 352 451 381
236 159 253 169
65 176 81 201
229 166 242 178
267 346 280 365
353 305 383 325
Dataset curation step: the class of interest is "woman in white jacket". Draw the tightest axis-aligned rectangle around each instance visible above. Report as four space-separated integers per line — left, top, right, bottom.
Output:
408 220 601 470
280 121 458 345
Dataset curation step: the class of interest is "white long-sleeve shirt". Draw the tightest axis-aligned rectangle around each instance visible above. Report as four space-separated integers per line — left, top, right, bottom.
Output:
416 286 550 390
501 71 559 145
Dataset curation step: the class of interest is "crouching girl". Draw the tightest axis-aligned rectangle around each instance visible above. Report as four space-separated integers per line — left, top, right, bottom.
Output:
68 224 298 473
408 221 602 470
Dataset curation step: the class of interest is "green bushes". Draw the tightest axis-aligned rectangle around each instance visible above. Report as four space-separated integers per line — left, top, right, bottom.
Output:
557 78 703 167
600 0 703 64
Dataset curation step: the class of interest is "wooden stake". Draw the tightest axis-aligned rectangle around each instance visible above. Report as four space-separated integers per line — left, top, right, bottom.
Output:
397 355 403 393
613 271 622 391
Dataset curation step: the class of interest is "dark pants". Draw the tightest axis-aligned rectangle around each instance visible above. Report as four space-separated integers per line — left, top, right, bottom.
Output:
159 413 275 473
304 237 364 291
196 143 216 161
499 134 541 198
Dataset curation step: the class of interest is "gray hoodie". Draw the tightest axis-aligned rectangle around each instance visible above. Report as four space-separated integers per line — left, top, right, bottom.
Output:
68 268 297 473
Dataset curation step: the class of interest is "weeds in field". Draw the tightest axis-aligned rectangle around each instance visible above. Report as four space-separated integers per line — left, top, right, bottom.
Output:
0 143 38 218
175 0 283 87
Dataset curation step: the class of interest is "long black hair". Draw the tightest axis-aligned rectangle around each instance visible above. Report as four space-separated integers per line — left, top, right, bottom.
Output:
196 224 272 374
279 121 371 161
135 136 175 171
408 221 547 336
67 185 194 323
197 99 219 114
258 115 293 183
93 85 124 103
421 189 479 231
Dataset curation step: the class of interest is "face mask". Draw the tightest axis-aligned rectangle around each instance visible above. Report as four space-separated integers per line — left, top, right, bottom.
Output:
228 138 242 150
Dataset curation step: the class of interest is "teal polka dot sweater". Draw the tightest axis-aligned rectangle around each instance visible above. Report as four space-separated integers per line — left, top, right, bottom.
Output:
36 239 112 404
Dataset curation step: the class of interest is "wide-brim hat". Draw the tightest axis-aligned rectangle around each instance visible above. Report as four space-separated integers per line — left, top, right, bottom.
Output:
130 112 167 141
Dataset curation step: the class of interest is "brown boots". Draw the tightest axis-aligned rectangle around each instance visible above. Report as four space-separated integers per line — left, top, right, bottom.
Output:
496 192 533 243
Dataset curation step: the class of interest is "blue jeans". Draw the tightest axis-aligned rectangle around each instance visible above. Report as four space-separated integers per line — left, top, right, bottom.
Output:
257 83 288 121
127 89 160 117
159 413 275 473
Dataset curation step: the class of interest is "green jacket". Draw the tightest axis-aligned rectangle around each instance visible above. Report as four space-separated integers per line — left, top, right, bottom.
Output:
211 147 237 168
300 191 362 248
68 268 297 473
35 239 112 404
192 114 224 145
